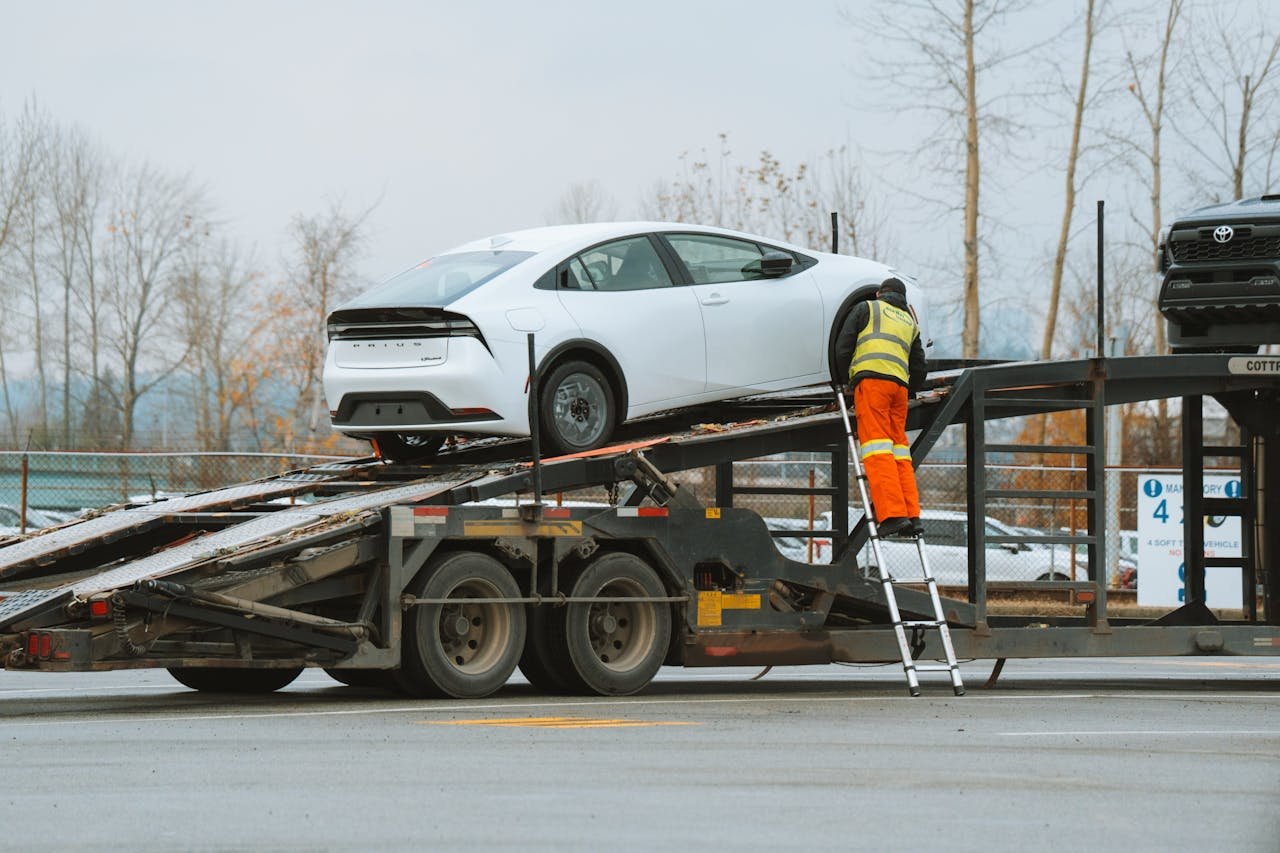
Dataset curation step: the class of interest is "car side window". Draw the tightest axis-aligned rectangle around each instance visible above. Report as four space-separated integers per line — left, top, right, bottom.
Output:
665 234 765 284
556 257 596 291
574 237 673 292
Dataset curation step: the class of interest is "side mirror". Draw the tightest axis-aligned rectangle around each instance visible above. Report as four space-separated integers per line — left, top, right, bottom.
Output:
743 251 794 279
999 542 1021 554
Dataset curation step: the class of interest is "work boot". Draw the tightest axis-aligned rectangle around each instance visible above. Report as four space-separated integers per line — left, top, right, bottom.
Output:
909 517 924 536
877 517 911 538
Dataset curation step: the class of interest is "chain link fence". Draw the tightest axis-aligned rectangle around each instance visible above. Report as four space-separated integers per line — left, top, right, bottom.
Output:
0 451 354 532
0 449 1236 592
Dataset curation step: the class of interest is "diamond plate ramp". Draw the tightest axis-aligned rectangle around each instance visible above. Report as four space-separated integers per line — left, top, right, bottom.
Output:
0 476 348 579
0 477 474 632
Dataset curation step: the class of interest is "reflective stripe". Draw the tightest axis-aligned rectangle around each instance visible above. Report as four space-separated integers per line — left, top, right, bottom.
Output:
892 444 911 460
861 438 893 459
850 301 917 384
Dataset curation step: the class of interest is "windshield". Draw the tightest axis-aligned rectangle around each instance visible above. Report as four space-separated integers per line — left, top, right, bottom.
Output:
344 251 534 308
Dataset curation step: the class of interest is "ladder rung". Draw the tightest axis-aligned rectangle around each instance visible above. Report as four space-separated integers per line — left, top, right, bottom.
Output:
901 620 943 628
985 488 1097 501
985 443 1094 455
912 664 958 673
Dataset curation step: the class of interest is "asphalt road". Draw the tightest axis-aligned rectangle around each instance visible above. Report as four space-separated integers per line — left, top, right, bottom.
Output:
0 658 1276 852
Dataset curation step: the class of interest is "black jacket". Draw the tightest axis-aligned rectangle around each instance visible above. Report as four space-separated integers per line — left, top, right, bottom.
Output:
832 293 927 392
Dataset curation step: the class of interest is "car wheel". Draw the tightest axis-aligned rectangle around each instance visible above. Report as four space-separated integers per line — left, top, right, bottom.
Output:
168 667 303 693
372 433 445 463
1037 572 1071 582
538 359 616 455
398 551 526 699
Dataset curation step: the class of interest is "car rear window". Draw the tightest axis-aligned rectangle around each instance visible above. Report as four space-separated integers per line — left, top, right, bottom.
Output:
345 251 534 308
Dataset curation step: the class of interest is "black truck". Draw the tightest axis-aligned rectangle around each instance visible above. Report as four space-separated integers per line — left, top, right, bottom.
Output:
1159 194 1280 352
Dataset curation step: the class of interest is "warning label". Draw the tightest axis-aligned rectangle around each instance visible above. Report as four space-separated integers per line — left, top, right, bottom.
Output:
697 591 722 626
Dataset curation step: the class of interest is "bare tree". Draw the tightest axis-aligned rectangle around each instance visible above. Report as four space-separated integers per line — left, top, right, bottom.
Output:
101 163 211 448
857 0 1038 358
1042 0 1102 360
1119 0 1184 358
276 198 371 451
0 104 42 443
1181 2 1280 200
47 125 106 446
549 179 618 224
173 241 260 450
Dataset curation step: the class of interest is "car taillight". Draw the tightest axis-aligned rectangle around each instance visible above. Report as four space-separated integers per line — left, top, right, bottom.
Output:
38 633 52 659
26 633 39 657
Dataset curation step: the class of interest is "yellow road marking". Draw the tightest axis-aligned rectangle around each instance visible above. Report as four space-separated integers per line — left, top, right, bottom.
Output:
417 715 698 729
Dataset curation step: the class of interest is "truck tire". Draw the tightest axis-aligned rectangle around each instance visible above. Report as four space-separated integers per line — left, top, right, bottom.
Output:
538 359 616 455
168 666 303 693
517 605 576 693
399 551 526 699
558 552 671 696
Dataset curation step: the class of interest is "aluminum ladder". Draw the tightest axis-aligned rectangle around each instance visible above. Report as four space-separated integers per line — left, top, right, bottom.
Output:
834 385 965 697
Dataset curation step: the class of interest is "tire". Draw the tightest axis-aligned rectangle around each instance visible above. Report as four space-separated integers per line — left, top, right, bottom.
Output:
1037 572 1071 582
324 668 401 689
168 666 303 693
538 359 616 455
372 433 445 463
517 605 576 693
558 552 671 696
399 551 526 699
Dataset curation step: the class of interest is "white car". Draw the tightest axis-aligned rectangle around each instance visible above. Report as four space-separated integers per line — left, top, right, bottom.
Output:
323 222 928 460
815 509 1083 584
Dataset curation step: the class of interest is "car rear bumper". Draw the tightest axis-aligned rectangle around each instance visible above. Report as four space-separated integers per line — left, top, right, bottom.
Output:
322 337 532 437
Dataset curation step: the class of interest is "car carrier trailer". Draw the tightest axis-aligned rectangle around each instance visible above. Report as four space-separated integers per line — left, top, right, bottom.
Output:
2 354 1279 698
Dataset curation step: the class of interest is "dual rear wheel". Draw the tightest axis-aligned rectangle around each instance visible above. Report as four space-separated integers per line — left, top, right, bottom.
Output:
398 549 670 699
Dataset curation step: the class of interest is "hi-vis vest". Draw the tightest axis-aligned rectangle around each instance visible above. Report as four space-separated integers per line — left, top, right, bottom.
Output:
850 300 917 385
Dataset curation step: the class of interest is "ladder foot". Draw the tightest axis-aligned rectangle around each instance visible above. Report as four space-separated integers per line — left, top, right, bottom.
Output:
909 687 922 697
953 687 966 697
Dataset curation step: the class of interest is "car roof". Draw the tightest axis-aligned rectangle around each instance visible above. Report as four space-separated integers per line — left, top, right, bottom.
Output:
441 221 819 258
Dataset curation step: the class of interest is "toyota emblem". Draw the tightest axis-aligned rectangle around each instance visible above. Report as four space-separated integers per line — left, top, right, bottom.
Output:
1214 225 1234 243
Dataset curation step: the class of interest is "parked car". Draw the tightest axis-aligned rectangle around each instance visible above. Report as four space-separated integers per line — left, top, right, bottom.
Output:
808 509 1088 584
323 222 929 460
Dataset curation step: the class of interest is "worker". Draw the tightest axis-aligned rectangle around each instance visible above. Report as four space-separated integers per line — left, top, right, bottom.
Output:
833 278 927 538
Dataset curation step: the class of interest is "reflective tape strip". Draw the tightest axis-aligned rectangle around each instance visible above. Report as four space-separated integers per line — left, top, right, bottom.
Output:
618 507 669 517
892 445 911 460
861 439 893 459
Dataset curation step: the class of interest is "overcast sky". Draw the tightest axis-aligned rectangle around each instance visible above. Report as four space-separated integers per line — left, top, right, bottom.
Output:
4 1 892 280
5 0 1279 358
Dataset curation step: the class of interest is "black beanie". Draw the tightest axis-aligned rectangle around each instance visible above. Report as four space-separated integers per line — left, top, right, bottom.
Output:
878 277 906 296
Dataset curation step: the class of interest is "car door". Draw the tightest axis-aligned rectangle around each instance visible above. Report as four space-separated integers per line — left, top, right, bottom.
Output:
553 235 707 410
661 233 823 393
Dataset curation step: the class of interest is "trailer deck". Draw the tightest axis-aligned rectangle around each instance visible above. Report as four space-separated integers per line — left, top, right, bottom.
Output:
2 355 1278 697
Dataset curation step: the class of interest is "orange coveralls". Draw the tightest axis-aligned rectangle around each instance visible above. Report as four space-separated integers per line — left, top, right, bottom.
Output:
854 377 920 522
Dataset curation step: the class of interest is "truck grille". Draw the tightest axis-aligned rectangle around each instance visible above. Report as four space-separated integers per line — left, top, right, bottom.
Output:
1171 231 1280 263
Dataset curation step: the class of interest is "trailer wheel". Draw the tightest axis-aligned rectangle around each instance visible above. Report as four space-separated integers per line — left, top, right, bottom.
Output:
560 552 671 696
400 551 526 699
168 667 303 693
517 605 576 693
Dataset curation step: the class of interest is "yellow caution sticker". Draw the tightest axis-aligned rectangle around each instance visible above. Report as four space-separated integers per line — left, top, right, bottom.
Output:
721 593 761 610
697 591 722 626
705 508 721 519
462 520 583 537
